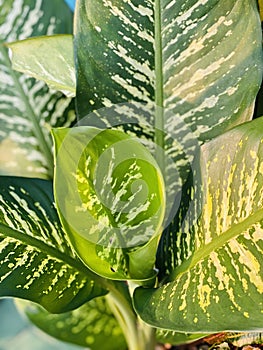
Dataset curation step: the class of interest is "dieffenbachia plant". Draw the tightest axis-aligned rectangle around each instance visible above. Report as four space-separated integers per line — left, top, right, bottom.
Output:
1 0 263 349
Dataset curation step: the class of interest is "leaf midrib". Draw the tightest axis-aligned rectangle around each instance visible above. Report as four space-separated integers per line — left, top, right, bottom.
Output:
0 222 105 284
0 43 53 178
154 0 165 170
168 207 263 281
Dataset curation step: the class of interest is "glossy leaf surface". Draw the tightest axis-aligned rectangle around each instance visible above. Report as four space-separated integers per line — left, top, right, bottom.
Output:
52 126 165 281
0 176 106 313
134 117 263 332
7 35 75 97
75 0 262 141
16 297 126 350
0 0 75 179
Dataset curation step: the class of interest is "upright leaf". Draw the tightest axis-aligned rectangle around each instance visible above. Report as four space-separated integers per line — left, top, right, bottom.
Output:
16 297 126 350
134 117 263 332
74 0 262 140
0 0 75 178
0 176 106 313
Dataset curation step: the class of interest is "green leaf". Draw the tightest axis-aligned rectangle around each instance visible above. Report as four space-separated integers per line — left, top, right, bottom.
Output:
16 297 126 350
52 126 165 281
74 0 262 141
0 0 75 179
7 35 75 97
0 176 107 313
156 330 206 346
134 117 263 332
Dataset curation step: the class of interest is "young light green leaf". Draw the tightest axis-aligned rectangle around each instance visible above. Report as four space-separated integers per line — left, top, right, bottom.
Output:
134 117 263 332
16 297 126 350
0 176 107 313
0 0 75 179
52 126 165 281
7 35 75 97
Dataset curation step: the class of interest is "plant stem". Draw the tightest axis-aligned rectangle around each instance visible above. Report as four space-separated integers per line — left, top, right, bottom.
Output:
106 282 156 350
138 317 157 349
106 286 140 350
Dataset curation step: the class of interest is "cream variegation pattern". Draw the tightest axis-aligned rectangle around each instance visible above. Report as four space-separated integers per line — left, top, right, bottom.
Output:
75 0 262 147
0 177 106 312
134 118 263 332
0 0 74 179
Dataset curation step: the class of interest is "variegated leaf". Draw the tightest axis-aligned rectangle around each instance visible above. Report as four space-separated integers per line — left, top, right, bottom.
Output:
7 35 75 97
134 117 263 332
0 0 75 179
0 176 106 313
16 297 126 350
74 0 263 285
74 0 262 149
52 126 165 281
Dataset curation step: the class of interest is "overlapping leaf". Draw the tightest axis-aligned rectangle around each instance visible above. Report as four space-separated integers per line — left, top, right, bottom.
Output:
16 297 126 350
0 0 75 179
52 126 165 281
134 117 263 332
0 176 106 313
74 0 263 286
7 35 75 97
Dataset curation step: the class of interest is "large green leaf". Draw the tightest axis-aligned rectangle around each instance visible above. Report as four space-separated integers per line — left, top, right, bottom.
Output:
134 117 263 332
16 297 126 350
52 126 165 281
0 176 106 313
74 0 262 139
7 35 75 97
0 0 75 179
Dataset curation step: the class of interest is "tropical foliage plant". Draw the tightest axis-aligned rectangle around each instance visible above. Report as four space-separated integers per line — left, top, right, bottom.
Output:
0 0 263 349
